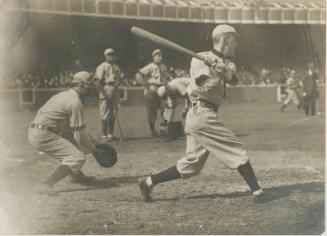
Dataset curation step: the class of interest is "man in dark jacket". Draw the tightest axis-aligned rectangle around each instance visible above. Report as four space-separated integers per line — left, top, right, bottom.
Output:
302 63 319 117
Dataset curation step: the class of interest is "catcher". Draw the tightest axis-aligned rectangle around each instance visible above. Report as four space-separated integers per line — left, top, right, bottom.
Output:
28 71 117 195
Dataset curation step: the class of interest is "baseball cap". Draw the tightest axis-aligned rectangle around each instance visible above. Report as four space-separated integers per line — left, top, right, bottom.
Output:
152 49 162 57
104 48 114 55
212 24 237 40
72 71 91 84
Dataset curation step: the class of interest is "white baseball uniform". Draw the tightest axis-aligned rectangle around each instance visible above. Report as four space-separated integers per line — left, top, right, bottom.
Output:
176 51 249 178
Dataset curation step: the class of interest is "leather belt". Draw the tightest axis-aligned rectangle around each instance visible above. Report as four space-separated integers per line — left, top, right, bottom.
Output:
104 81 115 86
192 100 218 112
30 123 57 133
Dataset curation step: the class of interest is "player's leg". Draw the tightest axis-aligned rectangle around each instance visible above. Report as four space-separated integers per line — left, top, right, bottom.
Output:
107 97 116 141
99 99 110 140
310 94 316 116
281 93 291 112
291 90 301 110
303 96 310 116
28 128 87 190
138 134 209 202
146 90 159 137
190 109 270 203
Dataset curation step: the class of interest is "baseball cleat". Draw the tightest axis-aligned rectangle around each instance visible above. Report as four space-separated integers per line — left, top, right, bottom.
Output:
107 135 118 142
253 191 273 204
138 177 153 202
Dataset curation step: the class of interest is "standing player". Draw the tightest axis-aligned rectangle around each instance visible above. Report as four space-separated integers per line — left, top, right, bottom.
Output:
138 24 271 204
28 71 98 194
302 63 319 117
95 48 122 141
136 49 170 137
280 70 301 112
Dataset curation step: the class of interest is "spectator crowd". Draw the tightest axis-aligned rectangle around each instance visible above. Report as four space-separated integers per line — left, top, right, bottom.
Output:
0 64 323 89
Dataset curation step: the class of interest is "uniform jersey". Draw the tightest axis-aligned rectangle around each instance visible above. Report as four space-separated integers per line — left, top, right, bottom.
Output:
139 62 169 85
95 62 121 83
95 62 121 99
33 89 85 131
286 77 298 90
188 51 227 106
168 77 191 97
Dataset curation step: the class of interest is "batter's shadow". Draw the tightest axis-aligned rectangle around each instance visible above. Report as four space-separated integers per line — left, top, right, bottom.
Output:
57 175 144 193
154 181 324 203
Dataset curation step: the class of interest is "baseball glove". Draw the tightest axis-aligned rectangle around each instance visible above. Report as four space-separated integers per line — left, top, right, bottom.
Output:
92 143 117 168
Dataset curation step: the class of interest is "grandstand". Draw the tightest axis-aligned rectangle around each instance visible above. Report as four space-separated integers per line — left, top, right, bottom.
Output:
0 0 325 108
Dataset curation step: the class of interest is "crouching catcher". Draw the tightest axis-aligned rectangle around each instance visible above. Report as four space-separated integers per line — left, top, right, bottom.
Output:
28 71 117 195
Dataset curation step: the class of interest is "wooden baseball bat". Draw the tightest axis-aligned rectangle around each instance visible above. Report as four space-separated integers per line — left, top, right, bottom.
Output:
131 26 208 64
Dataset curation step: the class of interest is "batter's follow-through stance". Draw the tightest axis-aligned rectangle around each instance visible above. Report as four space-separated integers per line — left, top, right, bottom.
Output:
136 49 169 137
138 24 272 204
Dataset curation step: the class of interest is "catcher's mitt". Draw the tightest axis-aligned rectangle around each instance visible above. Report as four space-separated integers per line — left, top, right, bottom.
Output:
92 143 117 168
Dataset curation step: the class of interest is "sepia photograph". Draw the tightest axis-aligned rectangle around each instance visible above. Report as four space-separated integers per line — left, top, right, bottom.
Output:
0 0 325 234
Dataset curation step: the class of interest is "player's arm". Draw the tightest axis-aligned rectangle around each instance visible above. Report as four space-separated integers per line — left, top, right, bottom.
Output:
68 103 96 154
221 60 238 84
114 65 123 88
95 65 108 97
136 64 151 89
182 96 190 119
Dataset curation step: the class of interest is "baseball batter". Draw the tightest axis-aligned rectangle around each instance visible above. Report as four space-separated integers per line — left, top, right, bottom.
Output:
280 70 301 112
95 48 122 141
28 71 98 194
138 25 271 204
136 49 170 137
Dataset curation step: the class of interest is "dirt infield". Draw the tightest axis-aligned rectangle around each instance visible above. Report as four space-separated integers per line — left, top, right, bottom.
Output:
0 102 325 234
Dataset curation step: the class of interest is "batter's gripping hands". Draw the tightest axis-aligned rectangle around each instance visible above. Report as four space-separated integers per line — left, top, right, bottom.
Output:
92 143 117 168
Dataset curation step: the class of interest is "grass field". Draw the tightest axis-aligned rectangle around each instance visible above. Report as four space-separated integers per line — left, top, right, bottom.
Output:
0 101 325 234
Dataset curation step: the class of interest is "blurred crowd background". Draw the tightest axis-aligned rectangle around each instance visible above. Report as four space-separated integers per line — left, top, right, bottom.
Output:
1 63 324 89
0 11 324 89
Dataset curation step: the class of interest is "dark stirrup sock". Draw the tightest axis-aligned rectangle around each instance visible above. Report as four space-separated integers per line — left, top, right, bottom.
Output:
44 165 73 187
149 122 156 132
101 120 108 136
151 165 181 186
108 118 115 135
237 161 261 192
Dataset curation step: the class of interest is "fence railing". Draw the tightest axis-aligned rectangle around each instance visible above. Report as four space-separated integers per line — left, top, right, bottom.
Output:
0 84 325 110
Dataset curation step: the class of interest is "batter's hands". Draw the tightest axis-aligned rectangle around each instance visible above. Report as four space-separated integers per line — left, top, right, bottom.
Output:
226 62 237 73
207 57 225 73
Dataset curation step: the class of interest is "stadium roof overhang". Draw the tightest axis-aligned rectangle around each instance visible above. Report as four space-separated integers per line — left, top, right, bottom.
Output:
3 0 326 24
